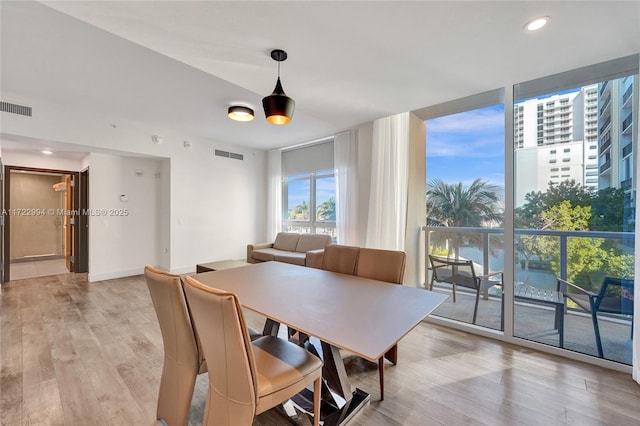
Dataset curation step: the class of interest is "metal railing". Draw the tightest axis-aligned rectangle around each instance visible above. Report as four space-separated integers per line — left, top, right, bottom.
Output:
424 226 634 283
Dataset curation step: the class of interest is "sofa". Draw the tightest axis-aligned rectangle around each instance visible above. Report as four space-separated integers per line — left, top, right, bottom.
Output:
246 232 332 266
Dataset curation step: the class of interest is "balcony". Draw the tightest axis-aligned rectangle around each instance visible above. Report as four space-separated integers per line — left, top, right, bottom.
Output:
600 159 611 174
599 116 612 134
599 80 609 95
622 85 633 107
621 113 633 134
622 142 633 158
621 177 633 190
424 226 634 364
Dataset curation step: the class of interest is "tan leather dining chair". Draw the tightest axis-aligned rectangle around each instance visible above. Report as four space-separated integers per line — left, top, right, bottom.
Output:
321 244 360 275
144 265 207 426
355 248 406 400
182 276 323 426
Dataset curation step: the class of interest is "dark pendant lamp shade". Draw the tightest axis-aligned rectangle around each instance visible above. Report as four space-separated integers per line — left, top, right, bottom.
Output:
263 49 295 125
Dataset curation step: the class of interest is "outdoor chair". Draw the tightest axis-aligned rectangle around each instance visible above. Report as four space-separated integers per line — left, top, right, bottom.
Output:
558 277 634 358
428 254 503 324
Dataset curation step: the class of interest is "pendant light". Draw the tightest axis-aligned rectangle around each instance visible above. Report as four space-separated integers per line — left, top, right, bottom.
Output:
262 49 295 125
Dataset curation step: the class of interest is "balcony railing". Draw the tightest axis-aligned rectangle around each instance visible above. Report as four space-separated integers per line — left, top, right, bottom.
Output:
622 86 633 105
424 226 634 282
600 159 611 173
600 80 609 95
622 113 633 132
424 226 635 363
599 116 612 134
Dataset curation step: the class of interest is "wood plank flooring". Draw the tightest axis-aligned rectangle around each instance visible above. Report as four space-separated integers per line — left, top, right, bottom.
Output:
1 273 639 425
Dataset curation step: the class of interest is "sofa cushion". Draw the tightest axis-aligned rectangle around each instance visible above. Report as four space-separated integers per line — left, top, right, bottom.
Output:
273 233 301 251
252 248 281 262
296 234 332 253
274 251 306 266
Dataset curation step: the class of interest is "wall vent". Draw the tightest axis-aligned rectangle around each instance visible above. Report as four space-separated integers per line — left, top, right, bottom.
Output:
0 101 32 117
214 149 243 160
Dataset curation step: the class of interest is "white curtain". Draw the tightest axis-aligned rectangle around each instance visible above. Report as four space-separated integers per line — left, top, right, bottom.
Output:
334 130 358 245
365 112 410 250
266 148 282 241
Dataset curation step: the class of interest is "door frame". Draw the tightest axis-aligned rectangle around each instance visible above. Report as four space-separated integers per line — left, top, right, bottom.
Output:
2 165 83 283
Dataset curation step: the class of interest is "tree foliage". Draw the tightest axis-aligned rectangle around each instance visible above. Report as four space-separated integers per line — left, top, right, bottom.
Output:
426 178 503 257
288 201 309 220
316 197 336 221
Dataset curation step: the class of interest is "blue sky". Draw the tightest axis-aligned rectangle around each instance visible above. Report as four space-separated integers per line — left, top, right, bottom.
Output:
426 104 505 192
287 175 335 211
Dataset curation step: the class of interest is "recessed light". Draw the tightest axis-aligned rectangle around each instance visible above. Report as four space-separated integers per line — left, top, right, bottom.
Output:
525 16 550 32
42 150 53 155
228 106 255 122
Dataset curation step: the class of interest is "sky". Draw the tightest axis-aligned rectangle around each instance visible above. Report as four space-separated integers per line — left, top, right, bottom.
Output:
426 104 505 193
287 174 335 212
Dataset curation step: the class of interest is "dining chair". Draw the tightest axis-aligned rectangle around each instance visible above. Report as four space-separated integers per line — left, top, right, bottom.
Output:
182 276 323 426
144 265 207 426
355 247 406 400
321 244 361 275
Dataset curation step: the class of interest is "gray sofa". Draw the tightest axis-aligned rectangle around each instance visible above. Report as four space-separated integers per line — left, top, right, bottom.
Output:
247 232 332 266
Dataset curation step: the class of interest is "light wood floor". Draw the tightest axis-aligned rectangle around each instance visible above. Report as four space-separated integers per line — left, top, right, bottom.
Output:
1 273 639 425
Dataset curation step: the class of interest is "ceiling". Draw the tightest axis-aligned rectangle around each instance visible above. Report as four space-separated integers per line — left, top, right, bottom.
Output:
1 1 639 155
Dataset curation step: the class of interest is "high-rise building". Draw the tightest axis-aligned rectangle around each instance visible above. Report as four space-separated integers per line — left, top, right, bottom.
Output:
598 76 637 228
514 85 598 206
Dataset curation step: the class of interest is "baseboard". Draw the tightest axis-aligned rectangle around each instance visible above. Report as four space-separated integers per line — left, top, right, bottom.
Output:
170 265 196 275
88 268 144 283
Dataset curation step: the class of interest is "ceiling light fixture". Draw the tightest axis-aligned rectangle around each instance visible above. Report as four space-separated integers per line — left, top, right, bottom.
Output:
262 49 295 125
525 16 550 32
42 150 53 155
227 105 255 122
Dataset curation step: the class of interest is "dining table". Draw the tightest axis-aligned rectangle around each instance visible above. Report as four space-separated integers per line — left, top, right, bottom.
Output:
194 261 448 425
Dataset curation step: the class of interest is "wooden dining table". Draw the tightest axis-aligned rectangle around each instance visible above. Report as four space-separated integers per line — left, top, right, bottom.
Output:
194 261 448 425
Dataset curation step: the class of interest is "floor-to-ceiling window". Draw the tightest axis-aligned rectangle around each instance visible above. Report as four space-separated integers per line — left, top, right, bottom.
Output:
420 55 637 367
423 90 506 330
514 56 637 364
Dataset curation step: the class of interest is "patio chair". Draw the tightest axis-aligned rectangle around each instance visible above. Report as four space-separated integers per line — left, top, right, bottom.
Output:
558 277 634 358
428 254 503 324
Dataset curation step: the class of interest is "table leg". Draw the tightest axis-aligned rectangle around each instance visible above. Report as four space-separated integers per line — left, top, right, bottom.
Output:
262 318 281 336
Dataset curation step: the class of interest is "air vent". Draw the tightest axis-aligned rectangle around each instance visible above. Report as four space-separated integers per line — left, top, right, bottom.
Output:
214 149 243 161
1 101 32 116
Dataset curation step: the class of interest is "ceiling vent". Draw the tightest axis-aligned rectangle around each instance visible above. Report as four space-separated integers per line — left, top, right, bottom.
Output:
214 149 244 161
1 101 32 117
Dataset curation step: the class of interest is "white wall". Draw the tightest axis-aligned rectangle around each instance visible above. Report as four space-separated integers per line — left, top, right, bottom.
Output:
2 151 85 171
1 92 267 278
88 153 162 281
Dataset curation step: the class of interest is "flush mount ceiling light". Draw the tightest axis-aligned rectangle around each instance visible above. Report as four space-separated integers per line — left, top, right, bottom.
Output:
262 49 295 125
42 150 53 155
227 105 255 122
524 16 550 32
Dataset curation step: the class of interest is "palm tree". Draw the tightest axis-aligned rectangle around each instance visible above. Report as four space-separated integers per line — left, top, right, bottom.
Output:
427 178 503 258
288 201 309 220
316 196 336 221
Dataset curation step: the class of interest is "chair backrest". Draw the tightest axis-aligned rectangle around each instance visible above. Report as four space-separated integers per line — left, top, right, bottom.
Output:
428 255 477 289
144 265 204 372
321 244 360 275
595 277 634 315
182 276 258 421
356 248 406 284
